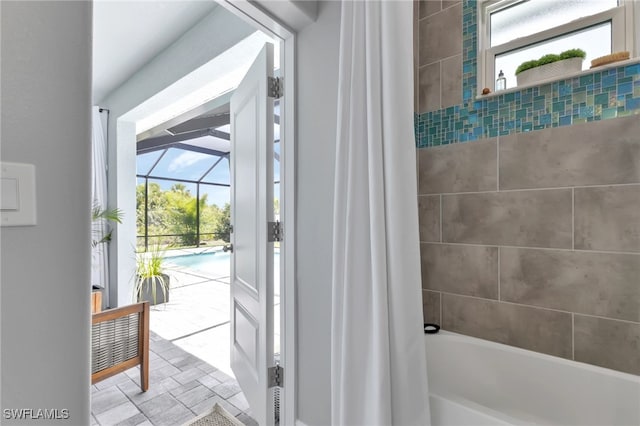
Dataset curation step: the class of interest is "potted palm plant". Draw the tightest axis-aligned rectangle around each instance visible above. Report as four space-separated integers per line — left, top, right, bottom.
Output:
135 243 170 305
91 204 123 311
516 48 586 86
92 203 124 248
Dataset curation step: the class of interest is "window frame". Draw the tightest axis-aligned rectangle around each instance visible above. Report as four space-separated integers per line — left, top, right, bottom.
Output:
478 0 635 95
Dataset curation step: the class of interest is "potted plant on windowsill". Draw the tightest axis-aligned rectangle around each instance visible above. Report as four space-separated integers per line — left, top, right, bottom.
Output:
516 48 586 86
135 244 170 306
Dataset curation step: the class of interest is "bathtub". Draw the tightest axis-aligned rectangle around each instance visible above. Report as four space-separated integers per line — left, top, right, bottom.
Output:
425 331 640 425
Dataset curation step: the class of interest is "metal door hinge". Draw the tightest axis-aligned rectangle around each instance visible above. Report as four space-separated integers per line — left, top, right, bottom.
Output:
268 221 282 242
268 365 284 388
268 77 283 98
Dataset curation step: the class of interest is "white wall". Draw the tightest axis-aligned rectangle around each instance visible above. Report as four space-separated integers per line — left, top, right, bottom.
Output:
100 8 254 307
295 1 341 424
97 2 342 422
0 1 92 424
102 1 343 422
0 2 371 425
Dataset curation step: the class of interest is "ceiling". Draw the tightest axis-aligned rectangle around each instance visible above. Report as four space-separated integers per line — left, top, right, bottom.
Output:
93 0 280 178
92 0 218 103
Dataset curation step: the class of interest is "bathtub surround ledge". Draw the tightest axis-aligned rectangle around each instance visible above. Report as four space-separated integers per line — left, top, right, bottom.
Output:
426 332 640 425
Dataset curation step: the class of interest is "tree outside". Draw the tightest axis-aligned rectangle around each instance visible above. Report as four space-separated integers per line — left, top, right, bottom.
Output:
136 181 230 250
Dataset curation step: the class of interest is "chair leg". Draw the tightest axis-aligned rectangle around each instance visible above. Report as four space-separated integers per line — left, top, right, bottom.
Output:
140 301 150 392
140 358 149 392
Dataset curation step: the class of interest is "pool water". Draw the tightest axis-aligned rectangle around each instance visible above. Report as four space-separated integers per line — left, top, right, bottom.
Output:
166 251 280 277
166 251 230 276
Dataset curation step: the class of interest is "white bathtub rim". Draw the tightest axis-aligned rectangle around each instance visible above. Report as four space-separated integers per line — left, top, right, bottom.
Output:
427 329 640 383
429 393 519 425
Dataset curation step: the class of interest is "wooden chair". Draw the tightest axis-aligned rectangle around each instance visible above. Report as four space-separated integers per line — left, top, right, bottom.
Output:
91 302 149 391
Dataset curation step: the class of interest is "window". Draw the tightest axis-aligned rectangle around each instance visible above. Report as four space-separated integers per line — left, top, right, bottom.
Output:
479 0 634 92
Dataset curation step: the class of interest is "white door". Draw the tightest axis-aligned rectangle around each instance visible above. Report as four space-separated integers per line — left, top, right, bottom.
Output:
230 43 276 426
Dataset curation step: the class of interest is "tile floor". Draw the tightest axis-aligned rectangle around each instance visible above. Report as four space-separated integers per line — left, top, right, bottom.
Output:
91 254 259 426
90 331 257 426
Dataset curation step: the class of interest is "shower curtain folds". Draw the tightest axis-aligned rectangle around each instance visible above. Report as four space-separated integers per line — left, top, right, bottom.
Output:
91 107 109 298
331 2 430 425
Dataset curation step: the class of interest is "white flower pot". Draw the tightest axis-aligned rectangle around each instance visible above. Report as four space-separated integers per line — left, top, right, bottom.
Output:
516 57 583 86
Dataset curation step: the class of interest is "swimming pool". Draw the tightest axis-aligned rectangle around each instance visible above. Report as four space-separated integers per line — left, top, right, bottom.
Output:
166 251 230 276
166 250 280 277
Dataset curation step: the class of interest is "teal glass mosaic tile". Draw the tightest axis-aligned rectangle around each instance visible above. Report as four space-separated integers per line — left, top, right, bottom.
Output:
415 0 640 148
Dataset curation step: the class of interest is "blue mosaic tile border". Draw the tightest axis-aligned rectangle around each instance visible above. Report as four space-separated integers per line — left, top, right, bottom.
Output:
415 0 640 148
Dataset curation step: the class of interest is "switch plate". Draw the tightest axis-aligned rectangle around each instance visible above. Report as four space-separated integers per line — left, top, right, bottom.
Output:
1 178 19 211
1 162 37 226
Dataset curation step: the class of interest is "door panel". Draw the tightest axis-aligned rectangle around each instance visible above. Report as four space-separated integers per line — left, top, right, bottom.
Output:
230 43 275 426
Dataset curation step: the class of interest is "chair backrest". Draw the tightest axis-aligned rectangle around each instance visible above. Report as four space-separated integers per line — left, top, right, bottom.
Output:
91 302 149 389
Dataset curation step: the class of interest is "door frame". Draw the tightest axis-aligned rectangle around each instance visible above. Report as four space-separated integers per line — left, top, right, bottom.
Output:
217 2 296 425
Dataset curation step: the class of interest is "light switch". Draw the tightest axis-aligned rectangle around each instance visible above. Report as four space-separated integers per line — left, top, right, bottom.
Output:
1 178 19 211
1 162 37 226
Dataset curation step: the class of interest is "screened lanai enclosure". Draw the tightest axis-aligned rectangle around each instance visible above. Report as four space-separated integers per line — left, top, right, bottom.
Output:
136 100 281 251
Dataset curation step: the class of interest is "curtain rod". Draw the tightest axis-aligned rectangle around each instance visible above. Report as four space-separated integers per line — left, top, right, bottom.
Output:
99 107 110 113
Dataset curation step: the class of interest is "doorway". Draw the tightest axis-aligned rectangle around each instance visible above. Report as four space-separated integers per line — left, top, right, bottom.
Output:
91 2 295 425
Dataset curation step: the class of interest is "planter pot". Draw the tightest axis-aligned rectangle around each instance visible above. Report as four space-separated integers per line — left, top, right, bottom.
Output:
137 274 170 305
517 57 583 86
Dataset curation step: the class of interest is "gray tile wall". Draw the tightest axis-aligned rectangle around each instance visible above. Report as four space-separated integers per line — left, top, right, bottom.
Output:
417 0 462 113
417 116 640 376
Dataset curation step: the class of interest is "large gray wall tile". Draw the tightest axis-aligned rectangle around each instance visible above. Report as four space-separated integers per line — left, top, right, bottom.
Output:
441 54 462 109
442 0 462 8
418 138 496 194
418 62 441 113
442 294 572 358
413 1 419 112
419 3 462 65
423 290 441 324
499 117 640 190
421 243 498 298
442 190 572 248
501 248 640 322
574 315 640 375
575 185 640 252
419 0 441 19
418 195 440 242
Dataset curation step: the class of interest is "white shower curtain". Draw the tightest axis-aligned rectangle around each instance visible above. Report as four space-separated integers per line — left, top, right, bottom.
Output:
91 107 109 293
331 1 430 425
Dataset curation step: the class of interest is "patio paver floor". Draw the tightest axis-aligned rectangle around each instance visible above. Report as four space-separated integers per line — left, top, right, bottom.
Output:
91 258 257 426
90 331 257 426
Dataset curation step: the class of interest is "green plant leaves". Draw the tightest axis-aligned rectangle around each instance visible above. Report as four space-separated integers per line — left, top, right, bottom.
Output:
92 203 124 248
515 48 586 75
135 244 170 305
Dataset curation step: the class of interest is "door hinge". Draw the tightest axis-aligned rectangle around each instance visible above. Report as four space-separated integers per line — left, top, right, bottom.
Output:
268 77 283 98
268 365 284 388
268 221 282 242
